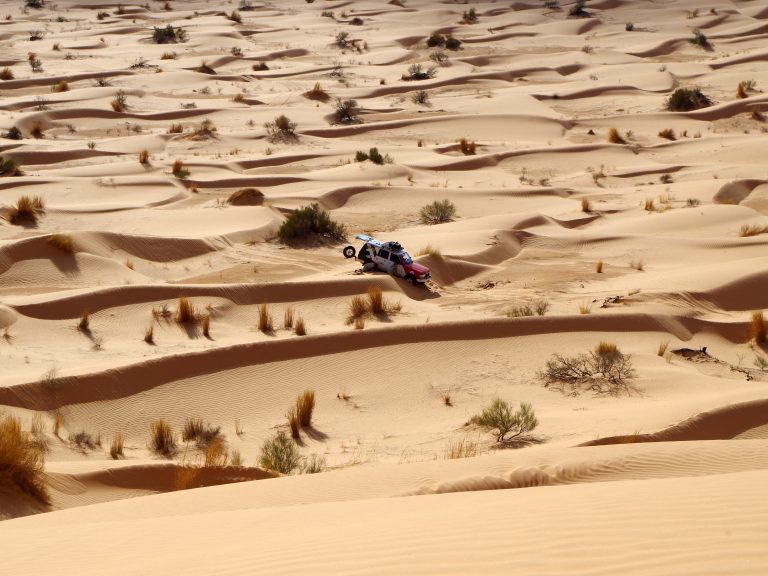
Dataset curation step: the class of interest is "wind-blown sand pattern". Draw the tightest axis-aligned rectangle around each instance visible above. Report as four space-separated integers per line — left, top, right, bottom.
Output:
1 0 768 573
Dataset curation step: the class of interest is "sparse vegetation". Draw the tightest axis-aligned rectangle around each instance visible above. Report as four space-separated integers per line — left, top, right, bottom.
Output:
444 437 479 459
657 340 670 356
471 399 537 443
538 342 636 396
69 430 99 451
689 29 711 50
750 311 766 345
304 82 330 102
259 431 301 474
277 203 346 242
420 199 456 224
333 98 359 124
47 233 74 253
607 127 625 144
0 415 50 505
111 89 127 112
149 419 176 457
227 187 264 205
739 223 768 237
665 88 712 111
459 138 476 155
152 24 187 44
0 156 24 177
581 198 592 213
175 296 199 324
294 316 307 336
9 195 44 224
257 303 273 333
296 390 315 427
172 159 190 178
264 114 297 142
402 63 437 81
658 128 676 140
138 149 150 165
283 306 294 329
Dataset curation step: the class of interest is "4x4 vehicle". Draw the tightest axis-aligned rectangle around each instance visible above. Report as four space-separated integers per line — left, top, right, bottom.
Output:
343 234 431 285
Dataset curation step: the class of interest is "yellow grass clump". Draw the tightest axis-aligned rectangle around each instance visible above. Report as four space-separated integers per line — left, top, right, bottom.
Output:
444 437 479 460
294 316 306 336
750 311 766 345
595 341 619 357
581 198 592 213
78 310 90 331
579 302 592 315
109 433 124 459
595 260 603 273
348 295 368 321
296 389 315 427
0 415 50 505
47 233 74 252
286 407 300 439
416 243 441 257
9 194 44 224
258 303 273 332
51 79 69 92
607 127 625 144
149 419 176 457
367 286 385 315
144 324 154 344
303 82 330 102
204 437 228 467
175 296 198 324
138 149 150 165
202 314 211 338
739 223 768 237
459 138 476 155
657 340 670 356
283 306 294 329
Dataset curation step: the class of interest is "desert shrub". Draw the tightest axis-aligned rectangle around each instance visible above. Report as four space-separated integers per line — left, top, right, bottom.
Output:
420 199 456 224
203 437 228 467
367 286 386 315
294 316 306 336
412 89 430 105
4 126 22 140
69 430 99 451
402 63 437 81
30 120 44 138
445 35 462 50
111 89 127 112
286 407 300 438
686 197 700 207
595 260 604 273
426 34 445 47
472 399 537 443
304 82 329 102
51 79 69 92
25 0 45 8
29 29 45 41
257 303 273 332
348 295 368 320
138 149 150 165
538 342 635 395
739 224 768 237
429 50 449 66
259 431 301 474
172 159 189 178
580 198 592 213
459 138 476 155
108 433 124 459
751 311 766 344
666 88 711 111
175 296 198 323
508 305 534 318
197 60 215 74
625 22 634 31
607 127 625 144
168 123 183 134
182 417 223 448
161 51 177 60
367 147 387 165
149 419 176 457
227 10 242 23
283 306 294 329
355 150 369 162
153 24 187 44
9 195 44 224
47 233 74 252
533 298 550 316
444 437 479 459
252 62 269 71
568 0 588 17
334 97 358 124
658 128 676 140
0 156 23 177
144 325 154 344
227 187 264 205
301 454 326 474
189 119 217 140
0 415 49 505
335 31 350 48
278 203 345 242
264 114 297 142
689 29 711 49
461 8 478 24
349 16 363 25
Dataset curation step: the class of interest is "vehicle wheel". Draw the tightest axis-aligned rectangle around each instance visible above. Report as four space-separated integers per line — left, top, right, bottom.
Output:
406 274 418 286
342 245 356 258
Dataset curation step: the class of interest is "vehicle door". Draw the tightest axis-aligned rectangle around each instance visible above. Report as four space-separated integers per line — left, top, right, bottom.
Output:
389 252 405 277
375 248 390 272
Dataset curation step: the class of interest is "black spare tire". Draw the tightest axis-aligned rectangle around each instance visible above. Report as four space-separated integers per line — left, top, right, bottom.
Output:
343 245 356 258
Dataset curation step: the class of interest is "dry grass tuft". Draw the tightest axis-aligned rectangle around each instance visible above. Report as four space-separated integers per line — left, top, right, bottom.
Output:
643 198 655 211
174 466 199 490
0 415 50 505
203 436 228 467
78 310 90 331
227 187 264 206
171 159 189 178
737 81 747 99
0 67 14 80
109 433 124 459
303 82 330 102
168 122 183 134
9 194 44 224
657 340 670 356
52 79 69 92
630 259 644 271
294 316 306 336
144 324 154 344
257 303 274 333
138 149 150 165
595 341 619 357
367 286 385 315
30 121 44 139
444 437 479 460
581 198 592 213
751 310 766 345
286 407 300 439
607 127 625 144
739 223 768 237
175 296 198 324
47 233 74 253
296 390 315 427
658 128 676 140
149 419 176 457
348 295 368 321
578 302 592 315
595 260 603 273
283 306 294 329
354 316 365 330
202 314 210 338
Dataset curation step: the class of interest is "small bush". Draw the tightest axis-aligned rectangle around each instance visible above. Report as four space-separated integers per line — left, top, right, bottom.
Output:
168 123 183 134
259 431 301 474
625 22 634 31
739 223 768 237
666 88 712 111
4 126 22 140
78 310 90 331
182 417 222 448
257 303 273 332
402 63 437 81
472 399 537 443
149 419 176 457
534 299 550 316
508 305 534 318
51 79 69 92
172 159 190 178
568 0 588 17
111 89 127 112
445 35 462 50
461 8 478 24
686 197 700 207
9 195 44 224
47 233 74 253
138 149 150 165
581 198 592 213
301 454 326 474
427 34 445 47
538 343 635 395
203 437 228 467
429 50 449 66
412 90 430 105
278 203 345 242
658 128 676 140
334 97 358 124
348 295 368 320
161 51 177 60
0 156 24 177
420 199 456 224
0 415 50 505
595 260 604 273
153 24 187 44
264 114 297 142
304 82 329 102
689 29 711 49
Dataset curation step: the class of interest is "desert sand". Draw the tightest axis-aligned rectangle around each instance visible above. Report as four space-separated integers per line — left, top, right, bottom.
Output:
1 0 768 573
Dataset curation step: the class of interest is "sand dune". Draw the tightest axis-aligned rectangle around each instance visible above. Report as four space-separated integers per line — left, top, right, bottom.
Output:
1 0 767 572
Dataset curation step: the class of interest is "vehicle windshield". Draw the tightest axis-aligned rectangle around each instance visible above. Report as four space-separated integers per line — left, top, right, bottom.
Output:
400 252 413 264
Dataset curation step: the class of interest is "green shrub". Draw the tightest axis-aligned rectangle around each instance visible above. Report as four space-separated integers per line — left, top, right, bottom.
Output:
259 431 301 474
472 399 537 443
420 199 456 224
665 88 712 111
152 24 187 44
278 203 345 242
